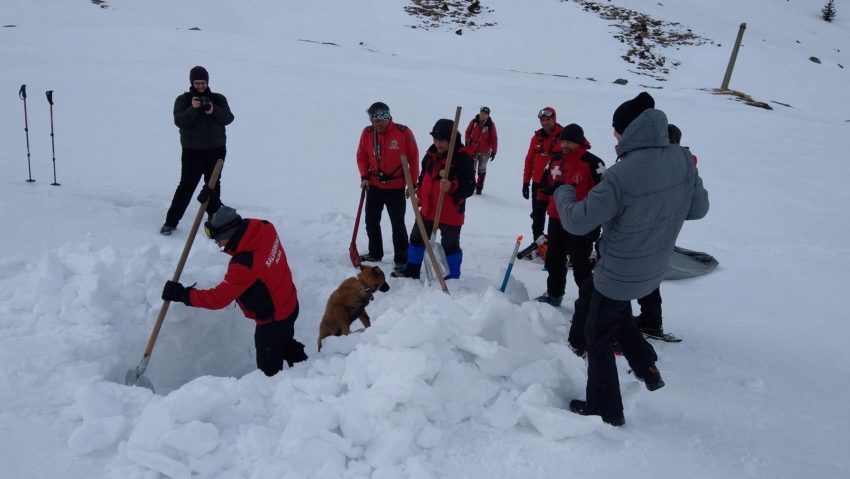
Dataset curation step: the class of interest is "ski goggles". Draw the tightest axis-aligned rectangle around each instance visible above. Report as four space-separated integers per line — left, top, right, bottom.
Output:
480 106 491 114
203 219 240 240
368 109 391 121
538 108 555 119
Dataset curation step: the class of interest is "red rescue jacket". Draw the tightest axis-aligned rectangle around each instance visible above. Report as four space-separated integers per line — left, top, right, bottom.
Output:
547 142 605 219
357 121 419 189
417 143 476 226
464 115 498 156
189 219 298 324
522 123 564 200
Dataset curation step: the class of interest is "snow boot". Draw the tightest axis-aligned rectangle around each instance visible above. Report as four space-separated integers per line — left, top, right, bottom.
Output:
632 365 665 391
359 252 382 263
534 292 562 307
475 173 485 195
391 244 424 279
569 400 625 426
160 224 175 235
444 250 463 279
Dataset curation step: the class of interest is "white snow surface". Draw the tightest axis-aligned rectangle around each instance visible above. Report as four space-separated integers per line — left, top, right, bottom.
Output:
1 0 849 478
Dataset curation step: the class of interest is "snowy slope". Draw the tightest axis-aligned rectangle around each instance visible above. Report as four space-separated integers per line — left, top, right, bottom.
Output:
1 0 849 478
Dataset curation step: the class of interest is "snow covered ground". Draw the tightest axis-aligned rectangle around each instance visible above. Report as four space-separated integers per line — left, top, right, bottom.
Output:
1 0 848 477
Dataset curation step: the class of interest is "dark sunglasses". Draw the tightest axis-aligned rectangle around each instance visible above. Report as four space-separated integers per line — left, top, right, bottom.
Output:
538 109 554 119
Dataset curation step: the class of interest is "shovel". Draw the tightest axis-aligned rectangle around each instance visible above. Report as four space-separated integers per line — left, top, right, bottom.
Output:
423 106 462 282
125 159 224 391
400 154 449 294
349 188 366 268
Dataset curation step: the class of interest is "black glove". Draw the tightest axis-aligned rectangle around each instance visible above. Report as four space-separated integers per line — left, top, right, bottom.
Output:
196 185 217 204
545 181 564 196
522 183 530 199
489 152 496 162
162 280 192 305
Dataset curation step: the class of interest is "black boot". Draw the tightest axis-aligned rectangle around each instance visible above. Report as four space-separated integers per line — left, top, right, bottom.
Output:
391 262 421 279
569 400 625 426
632 365 665 391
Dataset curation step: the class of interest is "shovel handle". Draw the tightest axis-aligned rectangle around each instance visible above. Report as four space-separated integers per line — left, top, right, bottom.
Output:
142 159 224 358
400 154 449 294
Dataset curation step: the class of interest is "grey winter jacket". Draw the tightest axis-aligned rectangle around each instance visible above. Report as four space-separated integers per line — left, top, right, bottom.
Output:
554 109 709 300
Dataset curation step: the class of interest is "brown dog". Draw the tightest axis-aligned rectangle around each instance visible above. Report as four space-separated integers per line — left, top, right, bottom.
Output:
318 265 390 351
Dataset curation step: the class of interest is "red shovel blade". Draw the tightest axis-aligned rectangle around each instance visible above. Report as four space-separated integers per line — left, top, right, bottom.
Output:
349 243 361 268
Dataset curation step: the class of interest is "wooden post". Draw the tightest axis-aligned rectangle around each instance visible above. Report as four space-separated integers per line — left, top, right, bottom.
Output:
721 23 747 91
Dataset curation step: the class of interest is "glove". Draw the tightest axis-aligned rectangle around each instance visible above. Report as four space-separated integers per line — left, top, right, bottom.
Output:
545 181 564 196
522 183 530 199
196 185 217 204
162 280 192 305
489 152 496 162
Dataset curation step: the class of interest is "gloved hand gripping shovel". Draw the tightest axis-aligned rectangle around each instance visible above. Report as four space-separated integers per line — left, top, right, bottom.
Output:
423 106 462 284
125 159 224 391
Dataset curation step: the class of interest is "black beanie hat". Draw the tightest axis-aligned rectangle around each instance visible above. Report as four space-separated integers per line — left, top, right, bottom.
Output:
667 123 682 144
612 92 655 134
190 66 209 83
430 119 454 140
559 123 586 144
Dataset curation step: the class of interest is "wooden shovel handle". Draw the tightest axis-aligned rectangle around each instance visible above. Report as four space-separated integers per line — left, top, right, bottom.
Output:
400 155 449 294
431 106 463 231
143 158 224 358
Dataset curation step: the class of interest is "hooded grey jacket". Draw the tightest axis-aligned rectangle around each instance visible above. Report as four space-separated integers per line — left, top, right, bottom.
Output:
554 109 709 300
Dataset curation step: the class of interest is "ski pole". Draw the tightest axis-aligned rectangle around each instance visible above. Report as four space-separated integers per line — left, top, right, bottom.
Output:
19 85 35 183
500 235 523 293
46 90 59 186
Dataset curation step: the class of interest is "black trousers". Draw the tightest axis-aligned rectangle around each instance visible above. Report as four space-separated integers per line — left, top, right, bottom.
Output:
165 147 225 227
545 217 594 298
409 219 461 255
254 303 308 377
569 277 594 351
585 283 658 417
530 183 548 240
365 187 408 265
635 288 663 330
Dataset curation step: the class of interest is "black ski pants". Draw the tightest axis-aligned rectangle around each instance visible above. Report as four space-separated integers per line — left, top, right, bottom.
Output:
635 288 663 330
530 183 548 240
585 282 658 418
409 219 461 255
254 303 308 377
165 146 225 227
365 186 408 265
545 217 594 298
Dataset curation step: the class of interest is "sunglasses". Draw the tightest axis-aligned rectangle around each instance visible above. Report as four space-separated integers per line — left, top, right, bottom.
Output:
538 109 554 119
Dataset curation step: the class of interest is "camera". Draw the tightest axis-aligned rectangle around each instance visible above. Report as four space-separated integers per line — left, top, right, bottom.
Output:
200 96 211 109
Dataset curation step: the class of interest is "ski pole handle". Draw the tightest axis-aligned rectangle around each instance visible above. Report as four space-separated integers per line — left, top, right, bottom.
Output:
46 90 54 105
500 235 523 293
19 84 27 100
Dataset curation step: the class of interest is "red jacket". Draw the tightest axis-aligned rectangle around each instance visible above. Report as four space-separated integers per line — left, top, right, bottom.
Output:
523 124 563 185
547 142 605 219
189 219 298 324
464 115 498 156
417 144 476 226
357 121 419 189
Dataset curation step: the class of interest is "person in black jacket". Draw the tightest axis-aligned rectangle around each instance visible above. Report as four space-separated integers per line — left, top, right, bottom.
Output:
161 66 235 235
